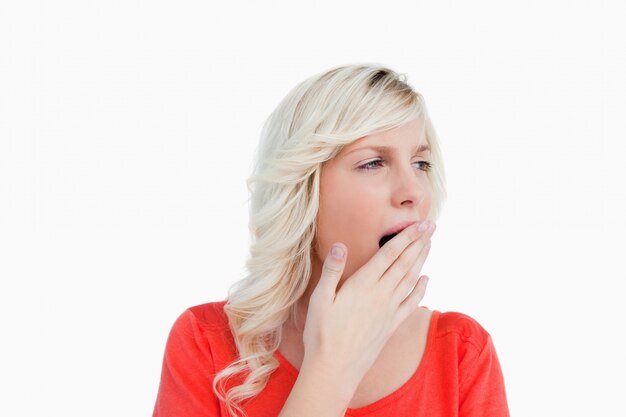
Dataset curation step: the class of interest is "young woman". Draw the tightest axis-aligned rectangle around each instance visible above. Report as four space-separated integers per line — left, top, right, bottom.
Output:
152 64 510 417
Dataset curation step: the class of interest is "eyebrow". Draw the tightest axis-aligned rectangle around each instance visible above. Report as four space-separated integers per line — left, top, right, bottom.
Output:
345 143 431 156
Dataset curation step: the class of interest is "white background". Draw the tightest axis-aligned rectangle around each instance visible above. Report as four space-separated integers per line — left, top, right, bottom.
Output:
1 1 625 416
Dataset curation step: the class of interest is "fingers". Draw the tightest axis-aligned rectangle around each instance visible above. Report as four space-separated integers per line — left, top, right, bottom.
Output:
310 220 434 309
391 239 431 306
393 275 429 329
364 221 425 286
378 222 435 292
311 243 348 303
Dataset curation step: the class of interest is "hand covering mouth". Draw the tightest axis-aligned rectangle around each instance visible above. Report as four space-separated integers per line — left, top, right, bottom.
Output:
378 220 419 248
379 232 399 248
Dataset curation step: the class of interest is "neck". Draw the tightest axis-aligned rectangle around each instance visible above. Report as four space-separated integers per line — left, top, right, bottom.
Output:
287 251 322 333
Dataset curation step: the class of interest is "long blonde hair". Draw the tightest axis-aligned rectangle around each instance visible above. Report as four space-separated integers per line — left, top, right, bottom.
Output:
213 63 447 417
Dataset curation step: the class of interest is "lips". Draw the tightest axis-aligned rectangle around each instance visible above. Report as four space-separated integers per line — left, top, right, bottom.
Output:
378 220 419 248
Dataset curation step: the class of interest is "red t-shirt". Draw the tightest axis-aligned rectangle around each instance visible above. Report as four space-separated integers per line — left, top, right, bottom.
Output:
152 300 510 417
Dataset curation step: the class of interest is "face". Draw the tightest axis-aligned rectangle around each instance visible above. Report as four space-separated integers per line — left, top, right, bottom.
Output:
312 116 433 291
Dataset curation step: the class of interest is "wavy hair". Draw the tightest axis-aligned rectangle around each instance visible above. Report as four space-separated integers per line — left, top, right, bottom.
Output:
212 63 447 417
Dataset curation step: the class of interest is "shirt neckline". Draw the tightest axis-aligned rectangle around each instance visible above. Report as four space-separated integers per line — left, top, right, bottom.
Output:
273 308 441 416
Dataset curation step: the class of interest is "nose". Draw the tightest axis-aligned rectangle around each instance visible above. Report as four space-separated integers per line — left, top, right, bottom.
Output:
391 163 429 207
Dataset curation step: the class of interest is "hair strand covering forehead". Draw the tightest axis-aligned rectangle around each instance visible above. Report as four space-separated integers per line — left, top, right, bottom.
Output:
213 63 447 417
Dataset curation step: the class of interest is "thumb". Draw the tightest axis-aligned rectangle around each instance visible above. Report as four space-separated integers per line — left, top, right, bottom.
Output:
317 243 347 299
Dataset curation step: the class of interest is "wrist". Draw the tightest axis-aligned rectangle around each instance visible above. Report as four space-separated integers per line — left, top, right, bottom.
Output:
300 354 358 403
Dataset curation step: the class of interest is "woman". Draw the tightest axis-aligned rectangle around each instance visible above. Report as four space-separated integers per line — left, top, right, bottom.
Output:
152 64 510 417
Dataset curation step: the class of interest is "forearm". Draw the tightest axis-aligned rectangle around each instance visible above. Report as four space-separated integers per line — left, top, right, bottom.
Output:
277 356 355 417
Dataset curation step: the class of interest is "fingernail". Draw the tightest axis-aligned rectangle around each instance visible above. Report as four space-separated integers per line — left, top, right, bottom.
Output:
418 221 430 232
331 245 345 259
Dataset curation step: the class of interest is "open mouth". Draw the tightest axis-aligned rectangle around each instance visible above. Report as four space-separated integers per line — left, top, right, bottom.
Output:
379 232 399 248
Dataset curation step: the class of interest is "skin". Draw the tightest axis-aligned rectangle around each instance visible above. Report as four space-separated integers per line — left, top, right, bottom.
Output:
290 116 434 332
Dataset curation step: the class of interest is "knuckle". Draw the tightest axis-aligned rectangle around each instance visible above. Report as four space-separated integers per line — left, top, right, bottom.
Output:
399 275 416 294
404 270 420 288
397 253 413 270
404 260 422 283
382 242 402 260
323 262 343 275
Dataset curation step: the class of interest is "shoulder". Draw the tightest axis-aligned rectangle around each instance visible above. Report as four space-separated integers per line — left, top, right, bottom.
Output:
185 299 230 330
165 299 231 346
164 299 235 363
434 309 492 353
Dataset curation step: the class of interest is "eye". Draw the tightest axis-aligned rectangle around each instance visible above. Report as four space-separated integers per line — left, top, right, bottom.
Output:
356 159 433 172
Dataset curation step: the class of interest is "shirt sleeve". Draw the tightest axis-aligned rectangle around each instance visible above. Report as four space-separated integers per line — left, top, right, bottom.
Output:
458 334 510 417
152 309 222 417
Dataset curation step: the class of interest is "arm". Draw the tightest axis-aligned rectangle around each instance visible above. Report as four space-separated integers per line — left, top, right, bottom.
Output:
152 310 221 417
459 335 510 417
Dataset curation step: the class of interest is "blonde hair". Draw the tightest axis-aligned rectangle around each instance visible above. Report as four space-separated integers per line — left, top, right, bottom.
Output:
213 63 447 417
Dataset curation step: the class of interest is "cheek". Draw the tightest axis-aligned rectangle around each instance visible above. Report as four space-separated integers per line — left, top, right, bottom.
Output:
421 189 434 217
314 213 377 265
323 181 374 217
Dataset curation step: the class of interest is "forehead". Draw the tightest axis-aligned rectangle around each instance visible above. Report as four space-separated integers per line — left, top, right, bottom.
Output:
339 118 429 157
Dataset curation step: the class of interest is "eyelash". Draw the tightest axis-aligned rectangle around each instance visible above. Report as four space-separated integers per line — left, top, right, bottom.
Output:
357 159 433 172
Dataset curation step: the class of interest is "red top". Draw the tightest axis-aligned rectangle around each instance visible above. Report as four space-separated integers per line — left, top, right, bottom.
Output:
152 300 510 417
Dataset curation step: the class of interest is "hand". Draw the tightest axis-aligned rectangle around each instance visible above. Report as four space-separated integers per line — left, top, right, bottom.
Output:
301 220 435 389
